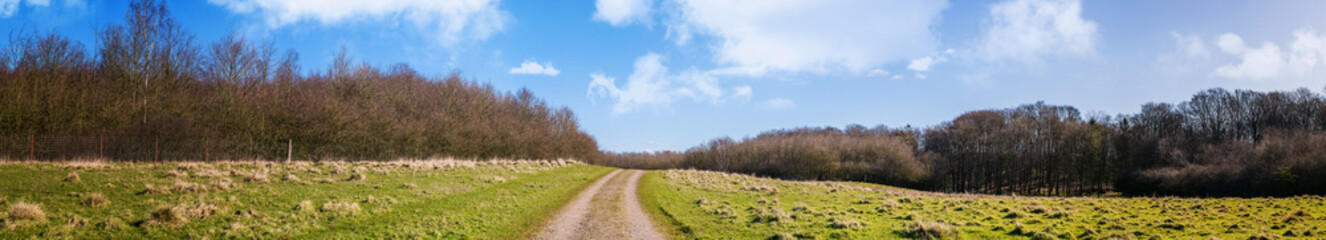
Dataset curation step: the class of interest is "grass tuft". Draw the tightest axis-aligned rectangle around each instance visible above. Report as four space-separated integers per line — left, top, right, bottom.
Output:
348 173 367 182
320 201 361 215
282 173 301 182
144 205 188 227
902 220 959 239
65 171 81 182
82 193 109 208
7 202 46 222
828 217 865 230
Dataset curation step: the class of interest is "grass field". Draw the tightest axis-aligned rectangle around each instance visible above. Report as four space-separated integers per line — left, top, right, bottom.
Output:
641 169 1326 239
0 159 612 239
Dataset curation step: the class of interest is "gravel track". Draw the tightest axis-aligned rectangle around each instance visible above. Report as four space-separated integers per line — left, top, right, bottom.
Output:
535 170 665 240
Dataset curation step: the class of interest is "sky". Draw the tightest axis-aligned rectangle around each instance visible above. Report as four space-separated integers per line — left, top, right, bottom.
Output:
4 0 1326 152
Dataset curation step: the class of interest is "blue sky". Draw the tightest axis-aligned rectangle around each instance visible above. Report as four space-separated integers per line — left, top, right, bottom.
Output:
4 0 1326 152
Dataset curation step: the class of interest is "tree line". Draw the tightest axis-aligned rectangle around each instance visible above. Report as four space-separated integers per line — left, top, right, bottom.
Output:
0 0 599 161
594 88 1326 197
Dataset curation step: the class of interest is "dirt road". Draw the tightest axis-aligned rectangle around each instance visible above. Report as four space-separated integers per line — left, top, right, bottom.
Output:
535 169 665 240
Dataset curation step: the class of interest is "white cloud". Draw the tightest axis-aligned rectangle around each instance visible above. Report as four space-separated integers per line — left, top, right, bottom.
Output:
757 98 795 111
732 85 752 101
0 0 17 18
509 60 560 76
1213 27 1326 81
588 53 738 114
207 0 508 47
661 0 948 76
907 56 947 72
914 73 928 79
977 0 1098 63
1154 32 1213 77
593 0 651 27
24 0 46 7
892 75 903 80
867 69 890 77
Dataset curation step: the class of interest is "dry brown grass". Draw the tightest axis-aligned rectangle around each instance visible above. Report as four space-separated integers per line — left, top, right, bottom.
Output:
281 173 300 182
8 202 46 222
144 205 188 227
65 171 80 182
209 178 234 191
903 220 960 239
294 200 314 213
61 159 110 170
141 184 170 195
83 193 109 208
243 171 270 183
165 169 189 178
171 181 209 193
320 201 360 214
347 173 367 182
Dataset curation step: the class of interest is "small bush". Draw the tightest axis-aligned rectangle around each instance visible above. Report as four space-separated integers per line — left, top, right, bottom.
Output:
65 171 81 182
83 193 110 208
903 220 959 239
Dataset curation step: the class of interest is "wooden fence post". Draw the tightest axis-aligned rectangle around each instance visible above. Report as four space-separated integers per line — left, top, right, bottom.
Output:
287 139 292 163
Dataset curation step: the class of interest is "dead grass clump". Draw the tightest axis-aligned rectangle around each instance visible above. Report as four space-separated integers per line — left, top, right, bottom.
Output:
282 173 301 182
171 181 209 193
178 202 221 219
320 201 361 214
194 168 227 178
903 220 959 240
828 217 865 230
210 178 234 191
62 160 109 170
294 200 314 213
244 172 270 183
400 183 417 189
141 184 170 195
8 202 46 222
144 206 188 227
740 185 779 193
63 171 81 182
348 173 367 182
751 207 791 224
83 193 110 208
166 169 189 178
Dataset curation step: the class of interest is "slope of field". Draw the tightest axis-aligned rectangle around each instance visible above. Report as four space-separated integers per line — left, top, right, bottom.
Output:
641 169 1326 239
0 159 612 239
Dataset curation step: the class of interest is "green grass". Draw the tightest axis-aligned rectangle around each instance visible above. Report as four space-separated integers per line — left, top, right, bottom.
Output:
0 159 612 239
642 169 1326 239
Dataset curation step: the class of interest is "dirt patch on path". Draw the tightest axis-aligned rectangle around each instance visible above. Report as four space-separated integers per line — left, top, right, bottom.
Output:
535 170 665 240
